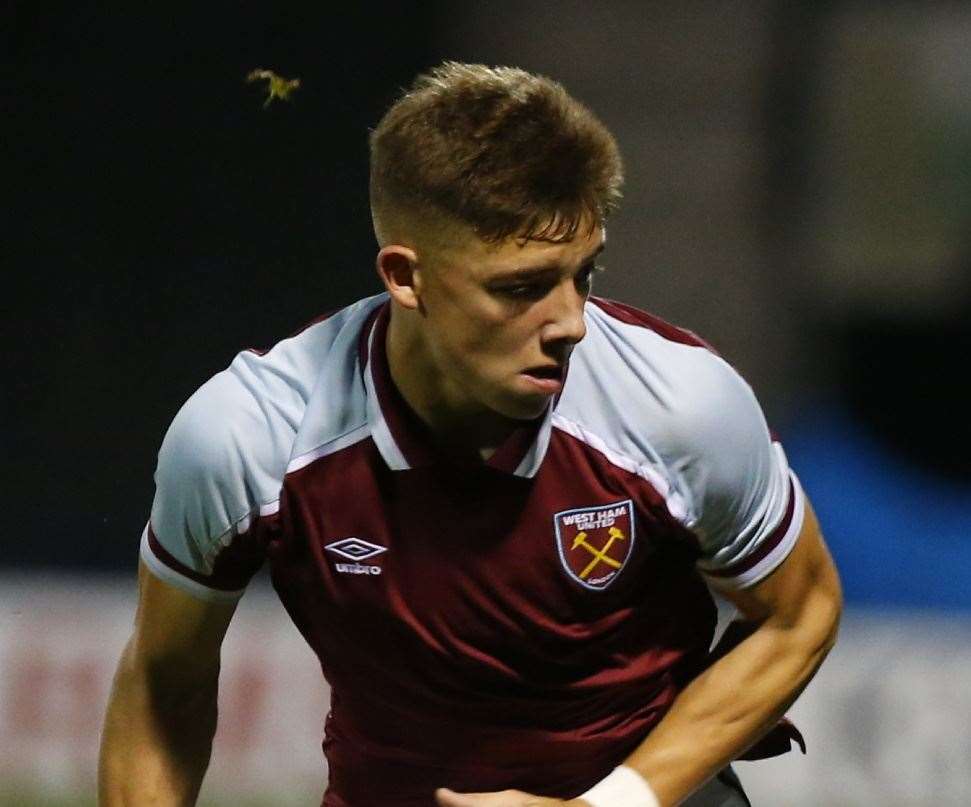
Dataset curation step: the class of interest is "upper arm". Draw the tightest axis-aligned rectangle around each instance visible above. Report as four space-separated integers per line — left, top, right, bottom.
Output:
667 356 841 632
718 498 843 638
131 365 285 673
639 351 840 651
130 559 238 681
98 567 237 804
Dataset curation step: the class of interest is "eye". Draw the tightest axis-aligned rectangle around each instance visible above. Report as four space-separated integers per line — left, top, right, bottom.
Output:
576 262 605 292
492 263 605 301
495 282 552 300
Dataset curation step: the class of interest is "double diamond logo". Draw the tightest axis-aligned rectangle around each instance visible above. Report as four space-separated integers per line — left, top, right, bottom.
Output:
325 537 387 561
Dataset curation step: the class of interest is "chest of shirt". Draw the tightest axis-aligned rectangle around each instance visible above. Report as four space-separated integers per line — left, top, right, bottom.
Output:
274 431 703 657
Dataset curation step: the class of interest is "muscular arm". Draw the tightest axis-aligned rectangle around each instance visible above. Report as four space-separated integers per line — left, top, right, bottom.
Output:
98 561 238 806
436 498 841 807
622 498 842 805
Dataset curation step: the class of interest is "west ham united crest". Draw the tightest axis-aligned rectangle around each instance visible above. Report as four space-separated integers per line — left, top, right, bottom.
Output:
554 500 636 590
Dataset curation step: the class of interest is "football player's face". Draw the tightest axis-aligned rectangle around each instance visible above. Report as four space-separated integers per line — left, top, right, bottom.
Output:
417 225 605 420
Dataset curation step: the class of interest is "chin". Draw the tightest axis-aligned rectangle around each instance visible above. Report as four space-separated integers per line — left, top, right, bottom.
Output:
493 392 551 421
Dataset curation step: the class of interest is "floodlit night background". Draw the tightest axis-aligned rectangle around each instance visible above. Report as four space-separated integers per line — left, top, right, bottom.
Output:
5 3 971 805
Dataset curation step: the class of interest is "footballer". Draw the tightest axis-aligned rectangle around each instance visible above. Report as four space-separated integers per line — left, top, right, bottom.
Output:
99 62 841 807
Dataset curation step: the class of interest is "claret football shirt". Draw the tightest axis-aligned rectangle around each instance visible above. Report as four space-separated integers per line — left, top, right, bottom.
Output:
141 293 805 805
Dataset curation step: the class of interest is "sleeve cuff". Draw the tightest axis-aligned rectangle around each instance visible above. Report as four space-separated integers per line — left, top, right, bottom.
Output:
700 472 806 589
139 525 246 603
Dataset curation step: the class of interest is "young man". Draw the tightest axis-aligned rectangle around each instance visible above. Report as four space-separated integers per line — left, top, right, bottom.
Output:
99 62 842 807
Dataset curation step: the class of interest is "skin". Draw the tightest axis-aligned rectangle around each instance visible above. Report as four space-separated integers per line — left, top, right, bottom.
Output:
98 563 237 805
376 220 605 459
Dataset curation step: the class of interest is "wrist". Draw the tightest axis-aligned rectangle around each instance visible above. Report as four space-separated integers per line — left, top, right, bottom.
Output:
579 765 660 807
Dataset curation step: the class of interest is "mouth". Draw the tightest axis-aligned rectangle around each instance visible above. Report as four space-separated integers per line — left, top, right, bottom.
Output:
524 365 564 380
520 364 565 394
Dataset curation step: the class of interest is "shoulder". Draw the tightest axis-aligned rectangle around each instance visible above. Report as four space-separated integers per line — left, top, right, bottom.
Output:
151 295 385 565
564 297 781 527
160 293 386 489
585 296 713 350
571 297 765 456
572 298 801 585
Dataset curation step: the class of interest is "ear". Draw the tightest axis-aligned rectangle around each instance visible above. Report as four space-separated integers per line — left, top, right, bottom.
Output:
376 245 422 310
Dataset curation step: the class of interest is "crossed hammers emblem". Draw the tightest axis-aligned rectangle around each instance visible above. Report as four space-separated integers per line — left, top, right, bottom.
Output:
571 526 627 580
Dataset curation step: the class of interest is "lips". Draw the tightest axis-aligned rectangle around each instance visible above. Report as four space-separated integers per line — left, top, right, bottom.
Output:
520 365 566 395
524 365 564 380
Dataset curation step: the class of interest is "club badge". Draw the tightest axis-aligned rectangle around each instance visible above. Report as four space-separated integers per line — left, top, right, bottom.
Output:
554 500 635 590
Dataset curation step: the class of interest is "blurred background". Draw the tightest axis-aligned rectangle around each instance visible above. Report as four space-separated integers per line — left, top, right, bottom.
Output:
5 2 970 805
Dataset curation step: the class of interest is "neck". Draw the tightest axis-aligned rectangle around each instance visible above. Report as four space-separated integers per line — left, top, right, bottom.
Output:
385 308 518 461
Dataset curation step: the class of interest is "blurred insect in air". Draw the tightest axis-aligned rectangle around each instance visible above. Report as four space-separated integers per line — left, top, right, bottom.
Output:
246 69 301 109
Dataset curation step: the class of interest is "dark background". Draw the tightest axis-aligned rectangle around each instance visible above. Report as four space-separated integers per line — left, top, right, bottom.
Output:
6 3 971 607
8 6 437 567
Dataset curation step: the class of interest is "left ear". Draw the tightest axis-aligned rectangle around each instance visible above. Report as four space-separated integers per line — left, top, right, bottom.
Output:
376 245 422 310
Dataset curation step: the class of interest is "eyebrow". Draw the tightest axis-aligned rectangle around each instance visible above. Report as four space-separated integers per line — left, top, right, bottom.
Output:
489 242 606 283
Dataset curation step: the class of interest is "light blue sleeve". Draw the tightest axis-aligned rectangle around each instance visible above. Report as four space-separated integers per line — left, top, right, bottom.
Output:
564 302 805 590
142 354 299 599
669 355 805 589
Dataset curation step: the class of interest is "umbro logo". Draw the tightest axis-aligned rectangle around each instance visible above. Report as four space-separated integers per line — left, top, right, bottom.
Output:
325 537 387 576
325 537 387 560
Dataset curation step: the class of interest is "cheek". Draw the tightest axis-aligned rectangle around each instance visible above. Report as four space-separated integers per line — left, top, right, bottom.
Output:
428 284 535 365
466 322 536 375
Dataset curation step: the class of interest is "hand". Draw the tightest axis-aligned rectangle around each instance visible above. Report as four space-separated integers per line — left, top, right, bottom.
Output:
434 787 589 807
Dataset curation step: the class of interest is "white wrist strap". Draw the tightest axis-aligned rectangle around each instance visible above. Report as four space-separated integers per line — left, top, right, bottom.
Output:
579 765 660 807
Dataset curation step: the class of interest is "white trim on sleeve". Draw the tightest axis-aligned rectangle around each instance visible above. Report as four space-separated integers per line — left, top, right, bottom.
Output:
139 527 246 603
703 471 806 590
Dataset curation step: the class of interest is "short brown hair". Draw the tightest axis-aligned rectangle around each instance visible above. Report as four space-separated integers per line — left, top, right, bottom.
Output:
369 62 623 246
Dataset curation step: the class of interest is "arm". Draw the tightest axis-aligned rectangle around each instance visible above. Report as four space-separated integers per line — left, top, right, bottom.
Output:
435 498 841 807
621 496 842 804
98 561 239 806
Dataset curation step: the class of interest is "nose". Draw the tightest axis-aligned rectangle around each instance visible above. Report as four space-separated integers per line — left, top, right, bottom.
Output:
541 281 588 348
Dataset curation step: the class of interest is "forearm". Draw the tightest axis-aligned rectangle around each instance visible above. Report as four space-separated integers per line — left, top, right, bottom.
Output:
624 601 839 805
435 622 832 807
99 641 219 806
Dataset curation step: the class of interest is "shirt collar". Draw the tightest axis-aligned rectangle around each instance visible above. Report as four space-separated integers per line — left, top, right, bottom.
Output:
360 301 556 477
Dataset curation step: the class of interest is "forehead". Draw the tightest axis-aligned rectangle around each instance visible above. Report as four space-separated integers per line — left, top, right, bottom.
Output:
448 225 606 279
